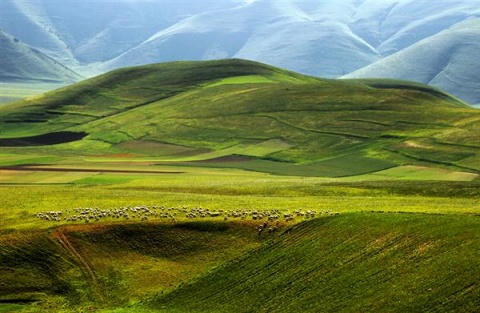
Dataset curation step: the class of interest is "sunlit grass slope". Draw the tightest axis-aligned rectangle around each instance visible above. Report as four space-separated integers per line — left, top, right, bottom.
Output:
1 59 479 177
138 213 480 313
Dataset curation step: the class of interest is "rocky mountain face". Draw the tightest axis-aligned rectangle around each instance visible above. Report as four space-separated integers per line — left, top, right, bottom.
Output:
1 0 479 104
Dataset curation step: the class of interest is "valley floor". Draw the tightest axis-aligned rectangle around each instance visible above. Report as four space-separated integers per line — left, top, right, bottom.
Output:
0 82 67 105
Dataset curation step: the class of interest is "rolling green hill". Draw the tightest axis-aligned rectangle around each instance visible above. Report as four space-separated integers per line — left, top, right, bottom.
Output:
128 213 480 313
1 59 479 177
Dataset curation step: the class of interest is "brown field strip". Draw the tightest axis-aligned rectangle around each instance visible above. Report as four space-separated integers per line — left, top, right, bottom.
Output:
0 166 184 174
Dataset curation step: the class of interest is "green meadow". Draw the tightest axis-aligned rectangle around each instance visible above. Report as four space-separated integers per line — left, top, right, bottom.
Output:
1 60 479 312
0 82 66 105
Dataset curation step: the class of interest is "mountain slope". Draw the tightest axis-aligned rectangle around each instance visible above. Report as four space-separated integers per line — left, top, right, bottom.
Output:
99 0 381 78
343 18 480 105
350 0 480 55
0 30 82 83
1 60 479 176
0 0 77 66
0 0 243 70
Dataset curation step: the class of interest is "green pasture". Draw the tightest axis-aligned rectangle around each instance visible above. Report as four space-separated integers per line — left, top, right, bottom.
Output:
2 162 480 232
352 165 478 181
1 158 480 312
0 153 60 166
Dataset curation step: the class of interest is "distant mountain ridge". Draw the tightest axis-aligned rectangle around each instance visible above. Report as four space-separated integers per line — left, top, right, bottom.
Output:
0 29 82 83
1 0 479 104
343 18 480 105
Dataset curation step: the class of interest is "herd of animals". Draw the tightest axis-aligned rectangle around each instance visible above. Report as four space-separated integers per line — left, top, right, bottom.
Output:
33 205 340 234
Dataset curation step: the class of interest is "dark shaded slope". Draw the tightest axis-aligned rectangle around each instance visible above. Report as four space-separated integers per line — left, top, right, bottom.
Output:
351 78 471 107
0 222 265 309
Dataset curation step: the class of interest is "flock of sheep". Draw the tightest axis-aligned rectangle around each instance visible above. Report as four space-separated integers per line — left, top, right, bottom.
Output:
33 205 339 228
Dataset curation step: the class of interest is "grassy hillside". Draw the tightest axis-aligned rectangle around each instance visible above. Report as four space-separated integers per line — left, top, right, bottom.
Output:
1 59 479 177
137 213 480 313
0 221 266 311
0 59 317 136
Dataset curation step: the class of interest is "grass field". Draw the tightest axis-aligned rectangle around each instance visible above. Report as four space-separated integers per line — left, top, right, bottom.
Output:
1 168 479 312
0 82 67 105
1 60 479 312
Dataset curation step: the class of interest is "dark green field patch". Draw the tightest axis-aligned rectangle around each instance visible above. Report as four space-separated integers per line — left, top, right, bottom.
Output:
72 173 141 185
116 140 209 157
326 180 480 198
174 153 395 177
0 132 87 147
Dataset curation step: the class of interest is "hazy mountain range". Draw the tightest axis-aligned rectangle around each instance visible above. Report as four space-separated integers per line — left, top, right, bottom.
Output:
0 30 82 83
1 0 479 104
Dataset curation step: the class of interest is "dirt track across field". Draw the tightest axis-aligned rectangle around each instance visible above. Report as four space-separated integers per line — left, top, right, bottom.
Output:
53 227 105 301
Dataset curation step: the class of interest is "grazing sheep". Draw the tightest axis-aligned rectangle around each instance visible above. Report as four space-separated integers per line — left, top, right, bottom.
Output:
257 227 264 236
268 226 277 233
33 204 308 227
